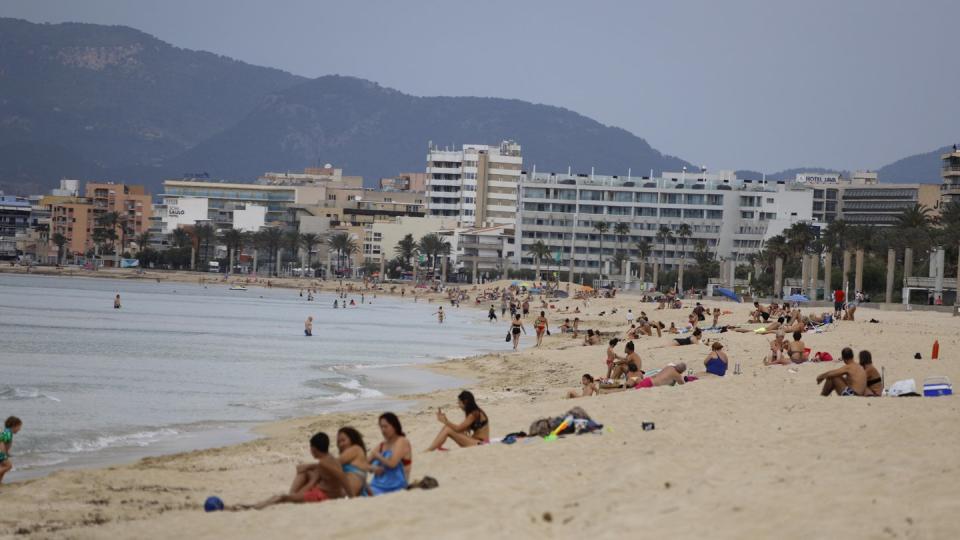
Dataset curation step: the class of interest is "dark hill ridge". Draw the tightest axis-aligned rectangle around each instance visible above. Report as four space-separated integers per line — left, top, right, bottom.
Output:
171 75 694 185
0 17 952 195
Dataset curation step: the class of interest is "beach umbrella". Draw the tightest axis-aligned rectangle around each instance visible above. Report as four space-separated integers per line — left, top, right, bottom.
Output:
784 294 810 303
716 287 742 303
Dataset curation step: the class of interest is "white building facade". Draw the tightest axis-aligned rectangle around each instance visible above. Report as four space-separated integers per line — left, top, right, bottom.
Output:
425 140 522 228
515 171 812 275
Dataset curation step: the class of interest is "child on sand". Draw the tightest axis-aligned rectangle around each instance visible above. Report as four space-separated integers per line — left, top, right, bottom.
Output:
0 416 23 484
567 374 599 398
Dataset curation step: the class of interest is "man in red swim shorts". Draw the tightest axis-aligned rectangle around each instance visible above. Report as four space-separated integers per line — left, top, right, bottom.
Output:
252 432 348 509
634 363 687 389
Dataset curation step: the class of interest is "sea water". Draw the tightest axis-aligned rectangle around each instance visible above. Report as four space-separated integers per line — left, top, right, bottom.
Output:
0 274 500 479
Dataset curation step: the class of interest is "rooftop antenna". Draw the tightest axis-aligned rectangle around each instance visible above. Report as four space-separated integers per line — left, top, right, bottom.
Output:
567 166 572 176
628 168 631 182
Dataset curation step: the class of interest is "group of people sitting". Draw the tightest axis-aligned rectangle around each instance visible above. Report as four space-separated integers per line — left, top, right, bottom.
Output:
816 347 883 397
247 391 490 509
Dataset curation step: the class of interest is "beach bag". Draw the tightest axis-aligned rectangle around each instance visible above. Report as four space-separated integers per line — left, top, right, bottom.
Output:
505 332 511 342
814 351 833 362
888 379 918 397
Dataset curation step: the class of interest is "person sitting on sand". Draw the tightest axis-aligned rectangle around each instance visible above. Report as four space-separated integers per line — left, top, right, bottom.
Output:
427 391 490 450
634 362 687 389
566 374 599 398
336 427 370 497
367 413 412 495
749 302 770 323
604 338 624 378
668 322 679 334
572 317 581 337
763 331 789 365
816 347 866 396
669 328 702 346
625 324 640 340
610 340 643 382
859 350 883 396
560 318 571 333
687 313 699 330
250 432 349 509
786 331 808 363
695 342 729 377
843 302 857 321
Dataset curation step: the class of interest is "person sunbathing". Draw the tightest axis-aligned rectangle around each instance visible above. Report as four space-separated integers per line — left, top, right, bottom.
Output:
250 432 349 509
764 331 790 365
695 342 729 377
634 362 687 388
859 350 883 396
605 338 624 378
669 328 702 346
755 317 785 334
610 340 643 381
625 324 640 340
816 347 866 396
427 390 490 451
336 427 370 497
566 374 599 398
668 322 679 334
786 331 808 363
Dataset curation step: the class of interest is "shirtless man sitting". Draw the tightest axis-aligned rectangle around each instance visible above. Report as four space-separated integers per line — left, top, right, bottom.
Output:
249 432 348 509
634 362 687 389
610 340 643 382
816 347 866 396
749 302 771 323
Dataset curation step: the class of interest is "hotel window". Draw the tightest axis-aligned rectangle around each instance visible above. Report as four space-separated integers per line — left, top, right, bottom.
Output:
741 211 755 219
637 193 657 203
706 210 723 219
706 194 724 205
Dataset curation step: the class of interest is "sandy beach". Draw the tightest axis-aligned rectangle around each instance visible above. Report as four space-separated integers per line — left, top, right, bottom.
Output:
2 276 959 539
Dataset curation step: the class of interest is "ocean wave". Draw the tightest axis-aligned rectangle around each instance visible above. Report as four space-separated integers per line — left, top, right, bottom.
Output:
337 379 384 398
0 386 61 402
61 428 179 454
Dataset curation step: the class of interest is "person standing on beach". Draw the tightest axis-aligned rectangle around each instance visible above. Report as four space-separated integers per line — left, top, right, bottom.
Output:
488 305 497 323
433 307 445 324
0 416 24 484
510 314 526 351
833 288 845 319
304 316 313 336
534 311 549 347
113 294 121 309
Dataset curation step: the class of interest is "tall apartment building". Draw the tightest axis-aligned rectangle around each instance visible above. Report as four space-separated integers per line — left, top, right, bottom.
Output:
48 182 152 258
0 195 31 260
515 171 812 275
799 172 940 225
425 140 522 227
942 146 960 206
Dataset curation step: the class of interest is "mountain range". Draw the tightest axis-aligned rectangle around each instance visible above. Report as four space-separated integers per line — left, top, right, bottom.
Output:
0 17 951 196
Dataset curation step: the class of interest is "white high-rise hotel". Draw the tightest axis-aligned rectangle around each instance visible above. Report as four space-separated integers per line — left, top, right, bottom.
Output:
425 140 522 227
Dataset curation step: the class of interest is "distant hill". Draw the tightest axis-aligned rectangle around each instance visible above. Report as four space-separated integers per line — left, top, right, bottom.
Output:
0 17 951 196
0 17 303 194
877 146 952 184
170 75 693 186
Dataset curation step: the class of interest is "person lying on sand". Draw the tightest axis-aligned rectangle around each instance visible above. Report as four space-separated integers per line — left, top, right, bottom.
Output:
247 433 348 509
567 374 599 398
816 347 866 396
859 350 883 396
755 317 785 334
427 391 489 451
668 328 701 346
634 362 687 389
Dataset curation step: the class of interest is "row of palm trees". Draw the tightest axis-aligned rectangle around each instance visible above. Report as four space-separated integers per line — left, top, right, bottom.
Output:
390 233 451 277
524 220 695 284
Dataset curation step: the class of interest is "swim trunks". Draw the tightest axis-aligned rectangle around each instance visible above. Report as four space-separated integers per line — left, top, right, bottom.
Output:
840 387 857 397
635 377 654 389
302 487 329 502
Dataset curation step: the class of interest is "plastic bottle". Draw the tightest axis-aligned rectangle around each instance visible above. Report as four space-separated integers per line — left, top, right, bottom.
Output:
932 340 939 360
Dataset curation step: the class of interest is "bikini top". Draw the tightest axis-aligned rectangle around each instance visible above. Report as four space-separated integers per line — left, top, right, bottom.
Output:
470 412 488 432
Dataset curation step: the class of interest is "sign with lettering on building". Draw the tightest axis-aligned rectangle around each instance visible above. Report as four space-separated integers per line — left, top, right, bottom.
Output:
795 173 840 184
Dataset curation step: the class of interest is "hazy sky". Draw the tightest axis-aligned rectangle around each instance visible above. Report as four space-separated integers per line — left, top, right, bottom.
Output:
3 0 958 172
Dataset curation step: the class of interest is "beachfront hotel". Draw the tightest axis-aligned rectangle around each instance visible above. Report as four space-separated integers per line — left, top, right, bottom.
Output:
514 170 813 276
941 146 960 206
425 140 523 227
803 171 941 226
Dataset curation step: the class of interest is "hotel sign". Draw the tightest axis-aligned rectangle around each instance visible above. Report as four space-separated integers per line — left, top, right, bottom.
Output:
796 173 840 184
168 206 186 217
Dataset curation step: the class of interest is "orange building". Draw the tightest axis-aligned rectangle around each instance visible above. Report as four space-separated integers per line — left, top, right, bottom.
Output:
50 182 152 259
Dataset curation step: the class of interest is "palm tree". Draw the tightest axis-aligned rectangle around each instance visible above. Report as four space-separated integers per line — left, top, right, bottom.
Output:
220 228 246 273
258 227 284 276
97 211 120 264
593 221 610 278
655 225 673 287
91 228 109 259
896 204 932 230
301 233 320 269
417 233 449 277
613 222 631 255
193 223 216 269
527 240 552 281
171 227 191 249
52 232 67 265
135 231 151 254
328 232 358 277
677 224 692 283
284 230 302 272
784 222 814 257
394 233 418 267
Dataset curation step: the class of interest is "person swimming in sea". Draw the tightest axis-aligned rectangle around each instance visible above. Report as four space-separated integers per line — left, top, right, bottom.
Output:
434 307 445 324
304 316 313 337
113 294 121 309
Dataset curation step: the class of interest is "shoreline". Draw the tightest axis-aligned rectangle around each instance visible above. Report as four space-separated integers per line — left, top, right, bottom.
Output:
3 280 959 538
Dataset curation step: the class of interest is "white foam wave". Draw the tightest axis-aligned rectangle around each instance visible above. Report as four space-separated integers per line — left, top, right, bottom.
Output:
62 428 178 453
0 386 61 402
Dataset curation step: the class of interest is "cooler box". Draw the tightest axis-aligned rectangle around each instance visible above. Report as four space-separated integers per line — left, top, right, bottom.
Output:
923 376 953 397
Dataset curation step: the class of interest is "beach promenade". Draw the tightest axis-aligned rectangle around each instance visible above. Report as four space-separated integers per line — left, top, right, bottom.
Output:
1 274 958 539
